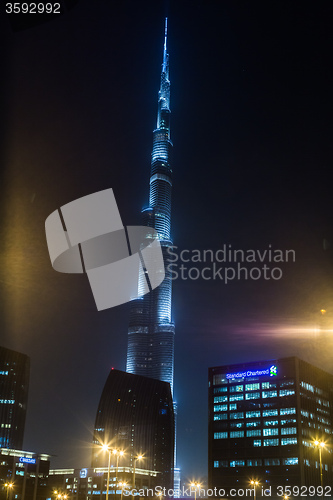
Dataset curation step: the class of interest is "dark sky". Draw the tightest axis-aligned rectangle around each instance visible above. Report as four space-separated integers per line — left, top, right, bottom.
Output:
1 0 333 483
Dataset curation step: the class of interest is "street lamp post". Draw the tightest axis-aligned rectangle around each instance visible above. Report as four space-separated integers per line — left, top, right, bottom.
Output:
119 482 127 500
190 482 201 500
102 445 112 500
133 455 143 494
250 480 259 499
4 483 13 500
314 440 326 488
112 449 125 498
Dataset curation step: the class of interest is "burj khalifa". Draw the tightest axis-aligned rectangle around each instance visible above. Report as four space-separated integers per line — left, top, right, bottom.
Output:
126 18 175 397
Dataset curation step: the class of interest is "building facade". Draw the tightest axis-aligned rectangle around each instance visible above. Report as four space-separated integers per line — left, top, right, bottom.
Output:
0 346 30 450
126 18 175 396
0 448 50 500
92 369 174 489
208 357 333 491
48 466 160 500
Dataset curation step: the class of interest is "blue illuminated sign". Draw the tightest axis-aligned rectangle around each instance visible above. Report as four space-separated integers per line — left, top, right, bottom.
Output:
226 365 278 380
19 457 36 464
80 468 88 478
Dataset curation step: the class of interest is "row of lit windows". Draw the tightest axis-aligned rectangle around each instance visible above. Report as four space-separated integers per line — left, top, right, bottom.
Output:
214 428 297 439
300 381 329 399
213 374 297 385
214 407 296 417
213 457 298 468
214 389 295 404
216 419 297 429
0 400 15 404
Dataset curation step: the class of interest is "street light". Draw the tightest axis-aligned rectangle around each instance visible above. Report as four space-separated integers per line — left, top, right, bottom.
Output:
4 483 13 500
113 449 125 497
250 480 259 500
190 482 201 500
133 455 143 493
119 482 127 500
102 444 113 500
314 440 326 488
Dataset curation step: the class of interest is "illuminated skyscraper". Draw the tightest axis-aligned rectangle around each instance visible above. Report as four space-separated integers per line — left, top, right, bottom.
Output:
0 346 30 449
126 18 175 396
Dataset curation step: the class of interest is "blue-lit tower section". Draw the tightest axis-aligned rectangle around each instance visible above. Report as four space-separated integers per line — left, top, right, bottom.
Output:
126 18 175 395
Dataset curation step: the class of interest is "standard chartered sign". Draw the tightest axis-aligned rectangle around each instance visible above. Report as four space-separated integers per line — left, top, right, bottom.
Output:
226 365 278 380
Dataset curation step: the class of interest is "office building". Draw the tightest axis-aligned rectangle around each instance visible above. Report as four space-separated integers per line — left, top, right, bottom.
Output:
91 369 174 489
0 448 50 500
208 356 333 489
0 346 30 450
48 465 160 500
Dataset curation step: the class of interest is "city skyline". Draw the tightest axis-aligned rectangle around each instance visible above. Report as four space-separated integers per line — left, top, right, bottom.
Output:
1 0 333 481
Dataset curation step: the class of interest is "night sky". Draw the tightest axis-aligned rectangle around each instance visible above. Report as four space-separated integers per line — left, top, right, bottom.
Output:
1 0 333 483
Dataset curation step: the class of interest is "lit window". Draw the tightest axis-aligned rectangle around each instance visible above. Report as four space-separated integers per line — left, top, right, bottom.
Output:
246 420 261 428
263 420 279 426
246 392 260 400
230 422 244 429
279 389 295 397
262 391 277 399
279 380 295 388
214 404 228 412
253 440 262 447
230 385 243 393
230 431 244 438
280 407 296 415
246 430 261 437
283 458 298 465
281 437 297 445
301 381 314 393
281 427 297 435
262 410 279 417
263 428 279 436
264 458 280 466
247 459 262 466
230 460 245 467
229 404 237 410
229 394 244 402
245 383 260 391
246 411 261 418
214 432 228 439
281 419 297 426
214 461 219 468
229 412 244 419
214 387 228 394
263 438 279 446
214 396 228 403
214 414 228 421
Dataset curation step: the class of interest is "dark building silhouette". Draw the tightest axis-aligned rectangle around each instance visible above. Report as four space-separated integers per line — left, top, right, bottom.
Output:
209 356 333 490
92 369 174 489
0 346 30 449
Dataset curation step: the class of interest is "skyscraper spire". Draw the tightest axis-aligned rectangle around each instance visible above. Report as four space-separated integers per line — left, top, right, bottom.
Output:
162 17 168 74
126 18 175 395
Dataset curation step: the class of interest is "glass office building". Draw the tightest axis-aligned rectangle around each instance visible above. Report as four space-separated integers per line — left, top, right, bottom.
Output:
208 357 333 490
0 346 30 450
